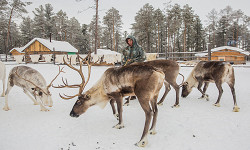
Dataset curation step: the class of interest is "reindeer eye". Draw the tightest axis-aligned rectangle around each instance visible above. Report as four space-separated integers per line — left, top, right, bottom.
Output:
39 92 43 96
76 100 82 105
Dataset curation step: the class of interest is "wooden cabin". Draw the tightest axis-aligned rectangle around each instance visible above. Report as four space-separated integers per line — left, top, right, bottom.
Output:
9 47 24 55
196 46 250 64
10 38 78 55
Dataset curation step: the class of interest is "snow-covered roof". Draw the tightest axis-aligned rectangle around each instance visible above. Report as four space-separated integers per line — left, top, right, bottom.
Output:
10 47 25 53
195 46 250 57
18 38 78 53
91 49 121 55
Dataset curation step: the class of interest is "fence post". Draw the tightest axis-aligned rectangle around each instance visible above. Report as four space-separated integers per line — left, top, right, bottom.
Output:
53 47 55 64
207 43 211 61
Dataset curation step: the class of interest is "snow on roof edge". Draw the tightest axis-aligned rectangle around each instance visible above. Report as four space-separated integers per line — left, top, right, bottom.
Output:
195 46 250 57
19 38 78 53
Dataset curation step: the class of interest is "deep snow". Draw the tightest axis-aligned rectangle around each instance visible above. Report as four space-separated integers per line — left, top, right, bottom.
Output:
0 62 249 150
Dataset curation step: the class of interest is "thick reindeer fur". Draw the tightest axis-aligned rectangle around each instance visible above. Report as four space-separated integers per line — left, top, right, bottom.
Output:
110 60 181 121
0 61 6 97
69 64 165 147
181 61 239 112
132 60 181 106
4 66 53 111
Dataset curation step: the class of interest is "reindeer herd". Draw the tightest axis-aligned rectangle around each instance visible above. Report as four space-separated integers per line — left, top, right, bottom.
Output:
0 55 240 147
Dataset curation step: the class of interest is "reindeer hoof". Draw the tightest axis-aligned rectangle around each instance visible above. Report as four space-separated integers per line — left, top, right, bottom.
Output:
233 106 240 112
123 103 129 106
157 102 163 106
3 106 10 111
135 138 148 147
213 103 220 107
198 94 209 101
41 108 50 112
149 130 157 135
113 123 124 129
171 104 180 108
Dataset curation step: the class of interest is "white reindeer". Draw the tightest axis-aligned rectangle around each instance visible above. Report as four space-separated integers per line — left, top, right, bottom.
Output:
0 61 6 97
3 65 63 111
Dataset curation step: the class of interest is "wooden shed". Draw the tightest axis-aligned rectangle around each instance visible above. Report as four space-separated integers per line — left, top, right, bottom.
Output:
195 46 250 64
9 47 24 55
10 38 78 55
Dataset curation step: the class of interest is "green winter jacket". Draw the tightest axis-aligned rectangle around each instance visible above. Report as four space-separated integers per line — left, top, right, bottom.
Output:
122 35 146 65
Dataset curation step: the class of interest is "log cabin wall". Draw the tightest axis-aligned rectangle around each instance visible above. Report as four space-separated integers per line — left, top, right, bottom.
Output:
198 49 247 64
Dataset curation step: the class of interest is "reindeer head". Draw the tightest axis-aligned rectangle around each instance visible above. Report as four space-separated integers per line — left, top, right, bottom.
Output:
31 86 52 107
70 94 92 117
53 54 92 118
181 82 193 98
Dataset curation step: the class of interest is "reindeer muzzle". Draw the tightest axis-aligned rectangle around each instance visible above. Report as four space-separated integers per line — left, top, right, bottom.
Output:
70 110 79 118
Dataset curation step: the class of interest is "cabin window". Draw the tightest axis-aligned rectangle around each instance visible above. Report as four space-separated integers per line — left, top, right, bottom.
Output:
218 57 225 61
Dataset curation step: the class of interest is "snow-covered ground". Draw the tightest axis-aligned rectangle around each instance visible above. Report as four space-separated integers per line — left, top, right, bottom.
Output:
0 62 250 150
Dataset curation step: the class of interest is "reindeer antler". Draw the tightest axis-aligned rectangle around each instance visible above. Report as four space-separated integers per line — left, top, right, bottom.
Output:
54 53 91 100
47 65 65 90
178 73 185 87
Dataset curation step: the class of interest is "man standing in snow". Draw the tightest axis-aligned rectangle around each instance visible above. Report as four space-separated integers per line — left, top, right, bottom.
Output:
122 35 146 66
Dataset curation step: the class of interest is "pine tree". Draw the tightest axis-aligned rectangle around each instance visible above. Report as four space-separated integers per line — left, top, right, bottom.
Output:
102 7 122 51
132 3 155 53
32 5 46 38
20 17 34 45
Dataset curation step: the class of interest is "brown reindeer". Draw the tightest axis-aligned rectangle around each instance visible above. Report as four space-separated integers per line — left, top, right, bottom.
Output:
55 56 165 147
181 61 239 112
127 60 183 106
110 59 184 119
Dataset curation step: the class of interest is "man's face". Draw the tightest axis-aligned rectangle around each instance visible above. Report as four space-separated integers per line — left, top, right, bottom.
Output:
127 38 133 47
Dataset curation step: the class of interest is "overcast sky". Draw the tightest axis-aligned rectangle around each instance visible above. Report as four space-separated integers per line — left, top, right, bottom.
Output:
22 0 250 33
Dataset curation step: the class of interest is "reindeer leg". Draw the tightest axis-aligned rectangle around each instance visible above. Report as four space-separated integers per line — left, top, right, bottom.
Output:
197 80 207 100
36 97 49 111
113 96 124 129
171 82 180 107
149 99 158 135
200 82 209 101
228 83 239 112
157 81 170 106
135 99 152 147
214 82 223 107
123 96 131 106
1 79 5 97
203 82 209 101
110 99 119 120
23 89 39 105
3 84 12 111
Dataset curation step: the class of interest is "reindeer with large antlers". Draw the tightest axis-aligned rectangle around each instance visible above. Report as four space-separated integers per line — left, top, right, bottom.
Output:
3 65 63 111
56 55 165 147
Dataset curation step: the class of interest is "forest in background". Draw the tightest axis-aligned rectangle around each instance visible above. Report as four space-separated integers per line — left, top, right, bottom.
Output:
0 0 250 59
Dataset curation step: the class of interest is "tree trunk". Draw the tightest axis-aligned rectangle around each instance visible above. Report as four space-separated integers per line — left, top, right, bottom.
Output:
5 6 14 61
94 0 98 54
